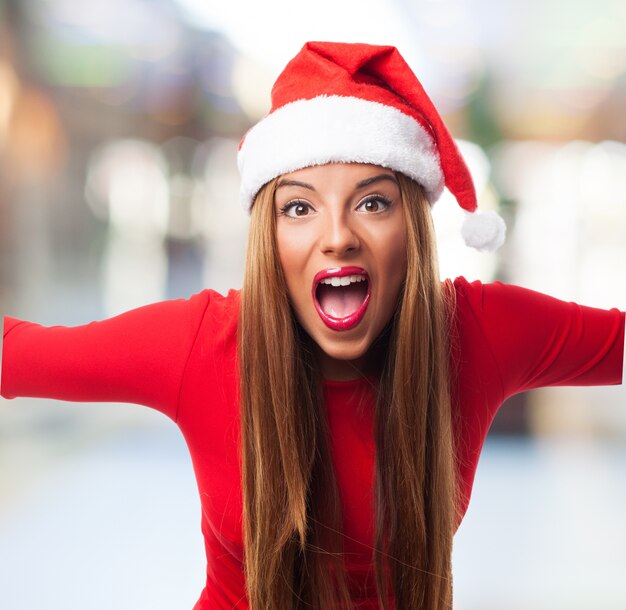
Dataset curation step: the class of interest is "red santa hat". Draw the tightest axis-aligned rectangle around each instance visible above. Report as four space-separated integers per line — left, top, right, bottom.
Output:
237 41 505 252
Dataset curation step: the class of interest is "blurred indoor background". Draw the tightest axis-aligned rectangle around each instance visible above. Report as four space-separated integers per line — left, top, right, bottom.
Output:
0 0 624 608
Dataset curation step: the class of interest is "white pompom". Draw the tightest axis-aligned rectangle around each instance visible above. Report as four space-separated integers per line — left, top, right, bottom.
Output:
460 210 506 252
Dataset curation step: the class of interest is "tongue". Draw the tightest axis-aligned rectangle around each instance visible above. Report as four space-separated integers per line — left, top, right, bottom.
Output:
317 283 368 318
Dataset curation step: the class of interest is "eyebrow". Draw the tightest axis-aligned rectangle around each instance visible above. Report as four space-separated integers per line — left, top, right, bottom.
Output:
275 173 398 191
276 179 316 191
355 174 399 189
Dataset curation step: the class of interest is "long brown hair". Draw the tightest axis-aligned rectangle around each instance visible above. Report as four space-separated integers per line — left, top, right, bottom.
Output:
239 171 457 609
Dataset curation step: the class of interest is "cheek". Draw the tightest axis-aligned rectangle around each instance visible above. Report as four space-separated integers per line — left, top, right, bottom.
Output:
374 221 408 275
393 234 408 278
378 226 408 308
276 225 311 294
276 226 297 274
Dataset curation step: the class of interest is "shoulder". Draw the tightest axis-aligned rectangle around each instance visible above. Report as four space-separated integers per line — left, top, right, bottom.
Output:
449 275 509 305
192 288 240 324
445 276 561 353
186 287 240 313
448 276 559 318
447 276 489 322
138 288 240 353
186 288 241 354
108 288 241 340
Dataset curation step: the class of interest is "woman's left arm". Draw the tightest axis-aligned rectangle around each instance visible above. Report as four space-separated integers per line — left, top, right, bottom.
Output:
470 280 624 397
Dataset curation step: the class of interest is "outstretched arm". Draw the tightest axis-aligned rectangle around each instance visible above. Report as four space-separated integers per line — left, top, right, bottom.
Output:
457 279 624 400
0 290 212 422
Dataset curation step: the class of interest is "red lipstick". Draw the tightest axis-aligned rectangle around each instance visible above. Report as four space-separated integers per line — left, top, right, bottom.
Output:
312 266 371 331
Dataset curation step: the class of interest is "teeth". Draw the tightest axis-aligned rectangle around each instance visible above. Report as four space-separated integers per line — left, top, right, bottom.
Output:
319 274 367 286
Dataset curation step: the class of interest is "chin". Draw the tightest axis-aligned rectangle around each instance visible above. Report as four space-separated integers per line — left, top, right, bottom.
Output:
316 336 371 362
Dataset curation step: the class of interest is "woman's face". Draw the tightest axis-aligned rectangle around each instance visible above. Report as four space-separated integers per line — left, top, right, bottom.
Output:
274 163 408 380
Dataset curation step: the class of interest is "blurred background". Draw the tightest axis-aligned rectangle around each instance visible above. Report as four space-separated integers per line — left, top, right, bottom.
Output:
0 0 624 608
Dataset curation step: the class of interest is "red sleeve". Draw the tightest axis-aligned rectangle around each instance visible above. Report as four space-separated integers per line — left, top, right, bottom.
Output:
457 278 625 400
0 291 213 421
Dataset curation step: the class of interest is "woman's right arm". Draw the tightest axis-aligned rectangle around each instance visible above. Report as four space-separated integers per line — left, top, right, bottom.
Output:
0 290 212 422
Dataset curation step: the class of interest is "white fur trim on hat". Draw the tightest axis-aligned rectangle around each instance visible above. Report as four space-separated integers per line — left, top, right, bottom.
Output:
237 95 444 212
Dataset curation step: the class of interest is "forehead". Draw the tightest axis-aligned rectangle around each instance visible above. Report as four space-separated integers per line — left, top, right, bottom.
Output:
280 163 395 182
276 163 398 195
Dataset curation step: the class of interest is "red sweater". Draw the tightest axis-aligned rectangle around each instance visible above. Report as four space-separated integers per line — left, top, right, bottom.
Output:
1 277 624 608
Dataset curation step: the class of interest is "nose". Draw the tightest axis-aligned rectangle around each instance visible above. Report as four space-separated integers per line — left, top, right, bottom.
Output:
318 210 360 257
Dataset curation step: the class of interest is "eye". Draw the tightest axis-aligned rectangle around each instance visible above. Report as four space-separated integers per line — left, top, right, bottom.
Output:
356 194 392 214
279 200 314 218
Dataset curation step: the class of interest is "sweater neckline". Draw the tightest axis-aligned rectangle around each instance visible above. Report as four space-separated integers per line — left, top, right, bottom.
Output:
321 375 378 389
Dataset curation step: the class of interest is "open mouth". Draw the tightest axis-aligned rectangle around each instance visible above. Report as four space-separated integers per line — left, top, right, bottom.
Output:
312 267 371 331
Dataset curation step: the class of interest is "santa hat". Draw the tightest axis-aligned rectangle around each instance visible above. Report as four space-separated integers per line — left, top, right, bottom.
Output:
237 41 505 252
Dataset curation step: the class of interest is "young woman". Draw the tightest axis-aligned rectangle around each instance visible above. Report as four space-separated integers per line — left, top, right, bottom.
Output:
1 42 624 610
